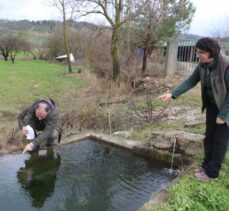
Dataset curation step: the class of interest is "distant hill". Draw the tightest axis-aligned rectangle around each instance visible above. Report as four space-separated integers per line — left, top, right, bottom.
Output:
0 19 98 34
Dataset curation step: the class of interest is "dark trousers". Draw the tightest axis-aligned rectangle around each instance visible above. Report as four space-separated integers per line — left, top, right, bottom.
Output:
202 105 229 178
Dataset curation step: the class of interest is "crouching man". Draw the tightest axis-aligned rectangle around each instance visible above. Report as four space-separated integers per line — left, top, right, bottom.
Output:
18 99 62 153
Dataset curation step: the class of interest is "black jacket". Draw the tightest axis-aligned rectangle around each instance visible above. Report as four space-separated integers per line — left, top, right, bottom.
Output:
18 100 62 147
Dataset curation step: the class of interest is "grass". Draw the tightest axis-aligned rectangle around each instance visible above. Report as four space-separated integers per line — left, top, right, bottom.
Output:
0 60 84 123
151 150 229 211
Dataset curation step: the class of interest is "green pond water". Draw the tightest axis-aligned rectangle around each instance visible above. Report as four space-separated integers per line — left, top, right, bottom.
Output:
0 139 176 211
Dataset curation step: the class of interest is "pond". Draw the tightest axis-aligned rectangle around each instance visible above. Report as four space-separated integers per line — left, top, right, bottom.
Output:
0 139 176 211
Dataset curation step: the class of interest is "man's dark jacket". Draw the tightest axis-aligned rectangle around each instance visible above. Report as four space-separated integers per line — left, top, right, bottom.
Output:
18 100 62 148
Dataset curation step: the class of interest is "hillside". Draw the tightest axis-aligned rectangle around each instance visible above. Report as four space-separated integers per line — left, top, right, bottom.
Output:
0 19 100 47
0 19 98 34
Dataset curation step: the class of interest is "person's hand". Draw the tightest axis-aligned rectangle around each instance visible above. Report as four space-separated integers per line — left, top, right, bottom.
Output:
22 126 28 136
216 117 225 124
22 143 34 154
158 93 173 102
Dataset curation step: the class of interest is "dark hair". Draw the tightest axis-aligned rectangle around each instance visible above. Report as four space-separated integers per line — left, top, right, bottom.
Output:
195 37 221 58
34 98 55 112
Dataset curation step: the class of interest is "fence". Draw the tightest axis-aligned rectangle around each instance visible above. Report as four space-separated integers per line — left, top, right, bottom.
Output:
176 39 199 76
165 39 198 76
165 39 229 76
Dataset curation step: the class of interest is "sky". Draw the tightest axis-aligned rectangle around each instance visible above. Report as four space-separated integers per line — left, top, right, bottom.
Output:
186 0 229 36
0 0 229 37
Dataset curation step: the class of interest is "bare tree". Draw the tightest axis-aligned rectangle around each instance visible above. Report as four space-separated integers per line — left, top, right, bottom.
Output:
0 35 30 63
46 27 65 58
9 37 30 63
79 0 148 81
51 0 79 73
0 36 14 61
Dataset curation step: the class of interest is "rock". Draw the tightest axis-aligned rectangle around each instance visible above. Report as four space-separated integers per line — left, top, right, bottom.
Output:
149 130 204 156
184 120 205 128
113 130 132 138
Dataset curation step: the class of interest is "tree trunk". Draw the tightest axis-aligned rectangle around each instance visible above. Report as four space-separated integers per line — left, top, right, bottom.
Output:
62 1 72 73
3 55 8 61
111 26 120 81
28 50 36 60
141 47 148 74
1 51 8 61
10 54 14 63
10 51 16 63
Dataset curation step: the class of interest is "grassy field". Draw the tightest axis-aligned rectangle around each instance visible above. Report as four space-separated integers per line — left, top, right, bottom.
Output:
0 60 84 116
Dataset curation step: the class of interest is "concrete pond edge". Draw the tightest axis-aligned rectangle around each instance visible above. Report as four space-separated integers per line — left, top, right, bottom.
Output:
61 132 184 164
61 131 204 166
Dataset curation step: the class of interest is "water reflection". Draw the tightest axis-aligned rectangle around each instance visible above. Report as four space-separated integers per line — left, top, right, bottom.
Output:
0 140 177 211
54 141 175 211
17 149 61 208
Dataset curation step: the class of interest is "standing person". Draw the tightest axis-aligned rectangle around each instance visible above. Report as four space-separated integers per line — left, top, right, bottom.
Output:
18 99 62 153
158 37 229 181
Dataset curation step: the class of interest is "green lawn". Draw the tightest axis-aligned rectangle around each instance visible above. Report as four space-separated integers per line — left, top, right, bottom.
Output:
0 60 84 115
152 150 229 211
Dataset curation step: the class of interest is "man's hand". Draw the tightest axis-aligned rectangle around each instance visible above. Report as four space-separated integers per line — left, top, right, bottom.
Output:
158 93 173 102
22 126 28 136
22 143 34 154
216 117 225 124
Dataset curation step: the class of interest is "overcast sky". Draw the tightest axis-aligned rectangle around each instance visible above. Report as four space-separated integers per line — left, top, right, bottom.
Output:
0 0 229 36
